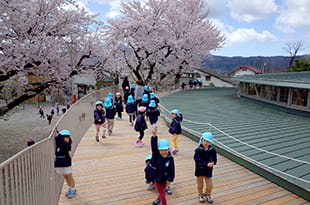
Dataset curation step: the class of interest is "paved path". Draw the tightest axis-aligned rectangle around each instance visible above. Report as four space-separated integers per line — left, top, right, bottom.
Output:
58 114 309 205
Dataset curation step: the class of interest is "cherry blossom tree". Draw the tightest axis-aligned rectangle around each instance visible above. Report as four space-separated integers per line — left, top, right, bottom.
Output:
104 0 224 84
0 0 102 115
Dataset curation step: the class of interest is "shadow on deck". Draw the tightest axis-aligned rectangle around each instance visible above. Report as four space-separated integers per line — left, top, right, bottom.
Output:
58 114 309 205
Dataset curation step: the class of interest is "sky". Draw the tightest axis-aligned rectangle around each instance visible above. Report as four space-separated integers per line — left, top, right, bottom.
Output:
76 0 310 57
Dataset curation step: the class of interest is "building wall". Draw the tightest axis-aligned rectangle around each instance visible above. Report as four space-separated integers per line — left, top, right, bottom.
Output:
195 71 234 87
233 69 256 76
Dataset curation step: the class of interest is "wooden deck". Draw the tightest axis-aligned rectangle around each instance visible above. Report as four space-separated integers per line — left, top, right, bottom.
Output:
58 114 309 205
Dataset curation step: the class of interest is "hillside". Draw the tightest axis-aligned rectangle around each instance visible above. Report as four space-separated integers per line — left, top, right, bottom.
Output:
202 55 310 74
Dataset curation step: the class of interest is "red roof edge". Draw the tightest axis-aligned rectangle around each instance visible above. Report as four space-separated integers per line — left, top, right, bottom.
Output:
232 66 261 74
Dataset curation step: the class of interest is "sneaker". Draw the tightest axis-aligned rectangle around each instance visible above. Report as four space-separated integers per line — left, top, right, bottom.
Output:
147 184 155 190
172 148 179 155
135 140 143 147
67 189 77 198
165 186 172 195
65 189 71 197
102 135 107 139
204 195 213 204
95 136 99 142
198 196 205 203
152 199 160 205
108 130 112 135
116 117 121 120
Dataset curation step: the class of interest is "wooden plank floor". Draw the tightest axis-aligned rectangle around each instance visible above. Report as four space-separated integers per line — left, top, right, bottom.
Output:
58 114 309 205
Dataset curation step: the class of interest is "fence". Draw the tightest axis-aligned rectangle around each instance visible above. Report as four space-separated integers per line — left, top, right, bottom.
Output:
0 85 118 205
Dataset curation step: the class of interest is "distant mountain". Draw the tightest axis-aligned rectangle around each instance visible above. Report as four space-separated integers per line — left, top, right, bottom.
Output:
202 55 310 74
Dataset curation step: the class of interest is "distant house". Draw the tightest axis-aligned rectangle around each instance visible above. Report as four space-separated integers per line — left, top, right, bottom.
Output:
232 66 261 77
232 72 310 113
181 68 235 87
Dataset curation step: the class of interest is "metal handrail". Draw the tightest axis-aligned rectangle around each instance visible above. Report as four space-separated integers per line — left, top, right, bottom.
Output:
0 85 118 205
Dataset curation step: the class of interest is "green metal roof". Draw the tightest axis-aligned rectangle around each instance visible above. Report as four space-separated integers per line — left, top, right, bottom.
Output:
232 71 310 89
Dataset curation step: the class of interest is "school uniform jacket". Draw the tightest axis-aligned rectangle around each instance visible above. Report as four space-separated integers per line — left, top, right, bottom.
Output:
150 136 175 184
105 106 116 119
126 102 137 113
134 114 147 132
194 144 217 177
169 114 183 135
94 108 105 124
146 108 160 124
55 135 72 168
114 98 124 112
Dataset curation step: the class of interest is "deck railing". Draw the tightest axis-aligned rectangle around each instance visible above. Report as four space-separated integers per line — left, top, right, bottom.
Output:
0 85 118 205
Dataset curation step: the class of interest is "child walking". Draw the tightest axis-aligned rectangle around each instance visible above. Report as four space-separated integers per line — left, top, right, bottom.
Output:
146 100 160 132
140 94 149 108
53 128 77 198
194 132 217 204
93 101 107 142
105 98 116 135
150 130 175 205
134 106 147 147
125 95 137 126
150 92 160 107
114 92 123 120
169 109 183 155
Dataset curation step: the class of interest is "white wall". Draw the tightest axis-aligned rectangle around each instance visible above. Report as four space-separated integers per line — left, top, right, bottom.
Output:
233 69 256 76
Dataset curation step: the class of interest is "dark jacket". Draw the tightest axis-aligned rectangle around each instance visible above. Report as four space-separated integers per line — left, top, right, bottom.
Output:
114 97 124 112
194 144 217 177
150 136 175 184
55 134 72 168
124 91 130 104
169 114 183 135
146 107 160 124
105 106 116 119
134 114 147 132
94 108 105 124
140 100 149 108
126 102 136 114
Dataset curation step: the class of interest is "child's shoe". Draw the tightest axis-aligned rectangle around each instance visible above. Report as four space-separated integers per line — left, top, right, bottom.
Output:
95 136 99 142
67 189 77 198
102 135 107 139
172 148 179 155
198 195 205 203
135 140 143 147
65 189 71 197
204 195 213 204
165 186 172 195
152 199 160 205
116 117 121 120
147 184 155 190
108 130 112 135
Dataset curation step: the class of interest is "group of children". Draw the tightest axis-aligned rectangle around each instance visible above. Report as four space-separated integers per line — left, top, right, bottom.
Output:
38 103 69 125
55 85 217 204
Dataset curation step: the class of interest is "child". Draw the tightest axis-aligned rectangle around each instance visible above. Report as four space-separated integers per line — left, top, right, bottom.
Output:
130 84 136 98
56 102 60 116
53 128 77 198
150 130 175 205
123 86 130 104
144 155 155 190
47 113 53 125
107 92 114 104
150 92 160 107
194 132 217 204
105 98 116 135
125 95 137 126
51 107 55 116
134 106 147 147
144 86 151 98
93 101 107 142
140 94 149 108
181 81 186 90
146 100 160 132
114 92 123 120
169 109 183 155
39 106 45 118
27 137 35 146
62 106 67 114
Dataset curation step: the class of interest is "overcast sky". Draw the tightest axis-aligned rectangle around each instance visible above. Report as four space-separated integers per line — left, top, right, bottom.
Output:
77 0 310 57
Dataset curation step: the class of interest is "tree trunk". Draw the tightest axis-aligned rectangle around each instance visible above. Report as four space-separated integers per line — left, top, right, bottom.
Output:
0 80 55 116
174 73 182 88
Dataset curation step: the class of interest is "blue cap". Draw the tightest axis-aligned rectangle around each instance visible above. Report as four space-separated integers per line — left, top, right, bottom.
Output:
127 95 134 103
131 84 136 89
199 132 214 144
145 155 152 161
149 100 156 108
59 130 71 136
150 92 155 99
107 92 113 98
144 86 149 91
170 109 180 117
158 139 170 150
96 101 103 106
104 99 112 108
142 94 148 102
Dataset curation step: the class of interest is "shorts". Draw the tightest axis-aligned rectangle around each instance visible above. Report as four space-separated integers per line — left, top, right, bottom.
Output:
55 166 72 175
95 123 106 129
